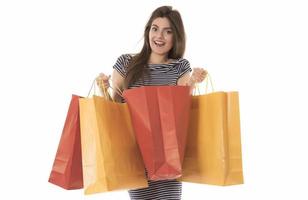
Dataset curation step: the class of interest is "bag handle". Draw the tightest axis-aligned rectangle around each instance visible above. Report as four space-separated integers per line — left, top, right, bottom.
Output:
193 73 215 96
108 78 124 98
87 78 112 101
87 78 124 101
87 79 98 97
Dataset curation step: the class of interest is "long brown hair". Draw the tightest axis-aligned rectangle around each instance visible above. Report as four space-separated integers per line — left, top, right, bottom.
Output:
124 6 186 89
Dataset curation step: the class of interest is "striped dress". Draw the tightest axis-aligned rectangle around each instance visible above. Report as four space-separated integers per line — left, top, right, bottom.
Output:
113 54 191 200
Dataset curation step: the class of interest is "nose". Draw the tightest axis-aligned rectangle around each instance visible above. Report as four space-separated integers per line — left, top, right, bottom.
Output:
156 30 164 38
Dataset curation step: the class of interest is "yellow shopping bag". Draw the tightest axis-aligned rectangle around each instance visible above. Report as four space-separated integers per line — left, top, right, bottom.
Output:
79 94 148 194
180 75 244 185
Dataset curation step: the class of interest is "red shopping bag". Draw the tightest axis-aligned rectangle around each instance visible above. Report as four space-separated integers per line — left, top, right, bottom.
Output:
48 95 83 189
123 86 191 180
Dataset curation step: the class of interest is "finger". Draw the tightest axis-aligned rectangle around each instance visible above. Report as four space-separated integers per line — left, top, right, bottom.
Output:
102 75 110 81
96 79 102 85
98 73 107 80
102 78 110 83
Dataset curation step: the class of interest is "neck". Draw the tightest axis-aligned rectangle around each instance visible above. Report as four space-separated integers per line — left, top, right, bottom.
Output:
149 53 168 64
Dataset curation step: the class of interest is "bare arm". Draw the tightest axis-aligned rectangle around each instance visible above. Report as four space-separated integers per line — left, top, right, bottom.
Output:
110 69 125 102
177 68 208 94
177 71 195 94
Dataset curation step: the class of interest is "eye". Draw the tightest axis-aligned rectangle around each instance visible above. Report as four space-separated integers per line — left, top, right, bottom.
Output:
166 30 173 34
151 27 158 31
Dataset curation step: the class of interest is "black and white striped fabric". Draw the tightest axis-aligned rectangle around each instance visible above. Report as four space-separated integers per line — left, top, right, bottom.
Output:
113 54 191 200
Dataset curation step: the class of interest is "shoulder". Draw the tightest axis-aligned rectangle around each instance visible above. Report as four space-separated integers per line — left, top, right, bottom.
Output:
177 58 190 65
175 58 192 75
113 54 134 76
116 54 133 64
176 58 191 69
113 54 134 72
170 57 190 67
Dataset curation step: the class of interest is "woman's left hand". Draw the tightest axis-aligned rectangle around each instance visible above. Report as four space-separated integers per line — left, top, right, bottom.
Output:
190 68 208 84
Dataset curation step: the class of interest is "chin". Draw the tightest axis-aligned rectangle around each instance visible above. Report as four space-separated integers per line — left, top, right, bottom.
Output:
151 48 168 55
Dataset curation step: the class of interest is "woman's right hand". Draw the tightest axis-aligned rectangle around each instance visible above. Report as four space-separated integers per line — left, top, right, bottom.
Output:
96 73 111 90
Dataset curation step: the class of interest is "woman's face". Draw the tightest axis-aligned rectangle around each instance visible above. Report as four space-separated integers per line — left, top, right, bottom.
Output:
149 17 174 56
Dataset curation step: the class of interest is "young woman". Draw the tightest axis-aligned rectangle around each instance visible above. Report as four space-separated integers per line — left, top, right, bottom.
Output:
97 6 207 200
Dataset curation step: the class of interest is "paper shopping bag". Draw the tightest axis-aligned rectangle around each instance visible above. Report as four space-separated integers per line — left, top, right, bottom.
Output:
123 86 191 180
48 95 83 189
180 91 244 185
79 95 148 195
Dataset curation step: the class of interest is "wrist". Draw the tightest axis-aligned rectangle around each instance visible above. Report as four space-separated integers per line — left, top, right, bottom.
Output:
188 77 196 86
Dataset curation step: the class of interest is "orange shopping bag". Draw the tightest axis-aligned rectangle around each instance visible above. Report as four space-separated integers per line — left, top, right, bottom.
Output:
180 76 244 185
48 95 83 189
79 92 148 194
123 86 191 180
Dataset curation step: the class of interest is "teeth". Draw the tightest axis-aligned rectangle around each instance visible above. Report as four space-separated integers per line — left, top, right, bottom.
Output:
154 41 165 46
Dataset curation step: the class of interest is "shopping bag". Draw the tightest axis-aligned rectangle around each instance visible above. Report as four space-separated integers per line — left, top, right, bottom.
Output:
123 86 191 180
180 77 244 185
79 95 148 195
48 95 83 189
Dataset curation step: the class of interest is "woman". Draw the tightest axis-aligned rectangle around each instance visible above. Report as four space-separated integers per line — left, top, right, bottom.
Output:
97 5 207 200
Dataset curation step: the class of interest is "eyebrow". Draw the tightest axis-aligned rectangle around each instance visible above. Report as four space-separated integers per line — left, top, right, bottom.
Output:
151 24 172 30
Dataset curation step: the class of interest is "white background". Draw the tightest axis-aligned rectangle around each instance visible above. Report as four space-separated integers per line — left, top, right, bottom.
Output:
1 0 308 199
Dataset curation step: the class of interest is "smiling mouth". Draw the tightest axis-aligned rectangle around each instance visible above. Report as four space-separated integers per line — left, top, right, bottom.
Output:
154 41 165 47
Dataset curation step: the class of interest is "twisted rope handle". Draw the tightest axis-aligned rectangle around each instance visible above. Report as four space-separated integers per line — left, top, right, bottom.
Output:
193 73 214 96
